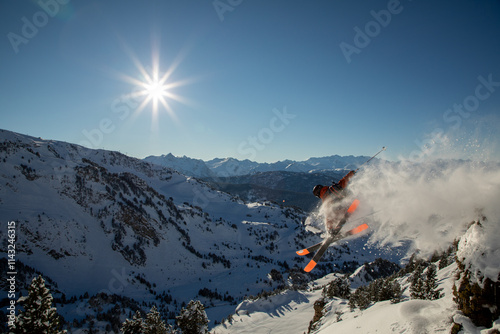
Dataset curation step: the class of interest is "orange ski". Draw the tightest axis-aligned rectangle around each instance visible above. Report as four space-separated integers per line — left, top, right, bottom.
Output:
302 222 369 272
347 199 360 214
297 223 368 258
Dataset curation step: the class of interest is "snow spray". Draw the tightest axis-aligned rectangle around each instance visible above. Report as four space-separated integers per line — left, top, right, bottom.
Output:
349 159 500 259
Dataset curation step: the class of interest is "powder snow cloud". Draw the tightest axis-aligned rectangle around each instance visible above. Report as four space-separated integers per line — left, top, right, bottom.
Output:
349 159 500 258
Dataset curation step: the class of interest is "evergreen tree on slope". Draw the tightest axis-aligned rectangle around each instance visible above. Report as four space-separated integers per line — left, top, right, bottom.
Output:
423 264 442 300
145 306 171 334
10 275 65 334
121 307 173 334
176 300 209 334
409 264 425 299
410 263 442 300
121 311 145 334
323 276 351 299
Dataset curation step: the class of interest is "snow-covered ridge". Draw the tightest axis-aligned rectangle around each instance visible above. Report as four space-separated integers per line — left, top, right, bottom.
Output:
456 221 500 284
144 153 374 178
144 153 216 178
0 129 401 332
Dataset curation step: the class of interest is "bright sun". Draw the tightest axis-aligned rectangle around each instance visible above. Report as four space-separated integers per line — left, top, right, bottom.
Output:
144 79 166 101
117 42 194 127
140 71 171 114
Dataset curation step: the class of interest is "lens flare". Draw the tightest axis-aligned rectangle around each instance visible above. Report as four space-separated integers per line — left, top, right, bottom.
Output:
115 38 196 131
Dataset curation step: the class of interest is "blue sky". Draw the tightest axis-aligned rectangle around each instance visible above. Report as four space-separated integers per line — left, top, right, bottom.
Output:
1 0 499 163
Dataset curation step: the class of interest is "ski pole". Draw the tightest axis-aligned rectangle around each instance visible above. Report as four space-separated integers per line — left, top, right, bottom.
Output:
355 147 386 172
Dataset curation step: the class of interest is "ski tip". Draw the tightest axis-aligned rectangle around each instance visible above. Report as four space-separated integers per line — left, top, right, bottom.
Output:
347 199 360 214
351 223 369 235
304 260 317 273
296 249 310 256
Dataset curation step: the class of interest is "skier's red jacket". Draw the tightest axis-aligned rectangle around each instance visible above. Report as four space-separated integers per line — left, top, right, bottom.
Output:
317 170 356 201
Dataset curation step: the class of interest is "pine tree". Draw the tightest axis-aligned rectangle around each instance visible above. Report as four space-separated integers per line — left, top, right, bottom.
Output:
453 262 500 328
323 277 351 299
348 286 371 310
10 275 65 334
410 263 442 300
369 279 382 301
438 253 449 269
377 279 394 301
121 306 174 334
423 264 442 300
390 281 403 304
410 264 425 299
144 306 171 334
405 253 419 274
121 311 145 334
176 300 209 334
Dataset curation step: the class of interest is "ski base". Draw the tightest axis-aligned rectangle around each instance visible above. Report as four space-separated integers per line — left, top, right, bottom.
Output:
298 223 369 272
296 223 368 257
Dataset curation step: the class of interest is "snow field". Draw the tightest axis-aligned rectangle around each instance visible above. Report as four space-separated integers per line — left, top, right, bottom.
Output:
212 262 460 334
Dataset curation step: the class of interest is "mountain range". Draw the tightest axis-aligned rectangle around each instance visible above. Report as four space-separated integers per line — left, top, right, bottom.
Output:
143 153 380 211
143 153 375 178
1 129 499 333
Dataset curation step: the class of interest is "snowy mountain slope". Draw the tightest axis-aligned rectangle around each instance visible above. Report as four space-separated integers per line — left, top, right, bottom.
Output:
212 261 457 334
0 129 401 332
316 221 500 333
204 157 261 177
144 153 376 178
144 153 217 179
214 224 500 334
210 157 500 334
3 128 498 333
456 220 500 284
0 130 305 291
213 288 321 334
317 263 459 334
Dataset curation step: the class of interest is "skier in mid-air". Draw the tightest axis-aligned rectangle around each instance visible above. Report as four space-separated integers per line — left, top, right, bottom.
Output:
298 147 385 272
312 170 356 234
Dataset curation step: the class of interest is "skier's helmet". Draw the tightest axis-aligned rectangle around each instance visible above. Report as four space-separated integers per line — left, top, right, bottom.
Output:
313 185 323 198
